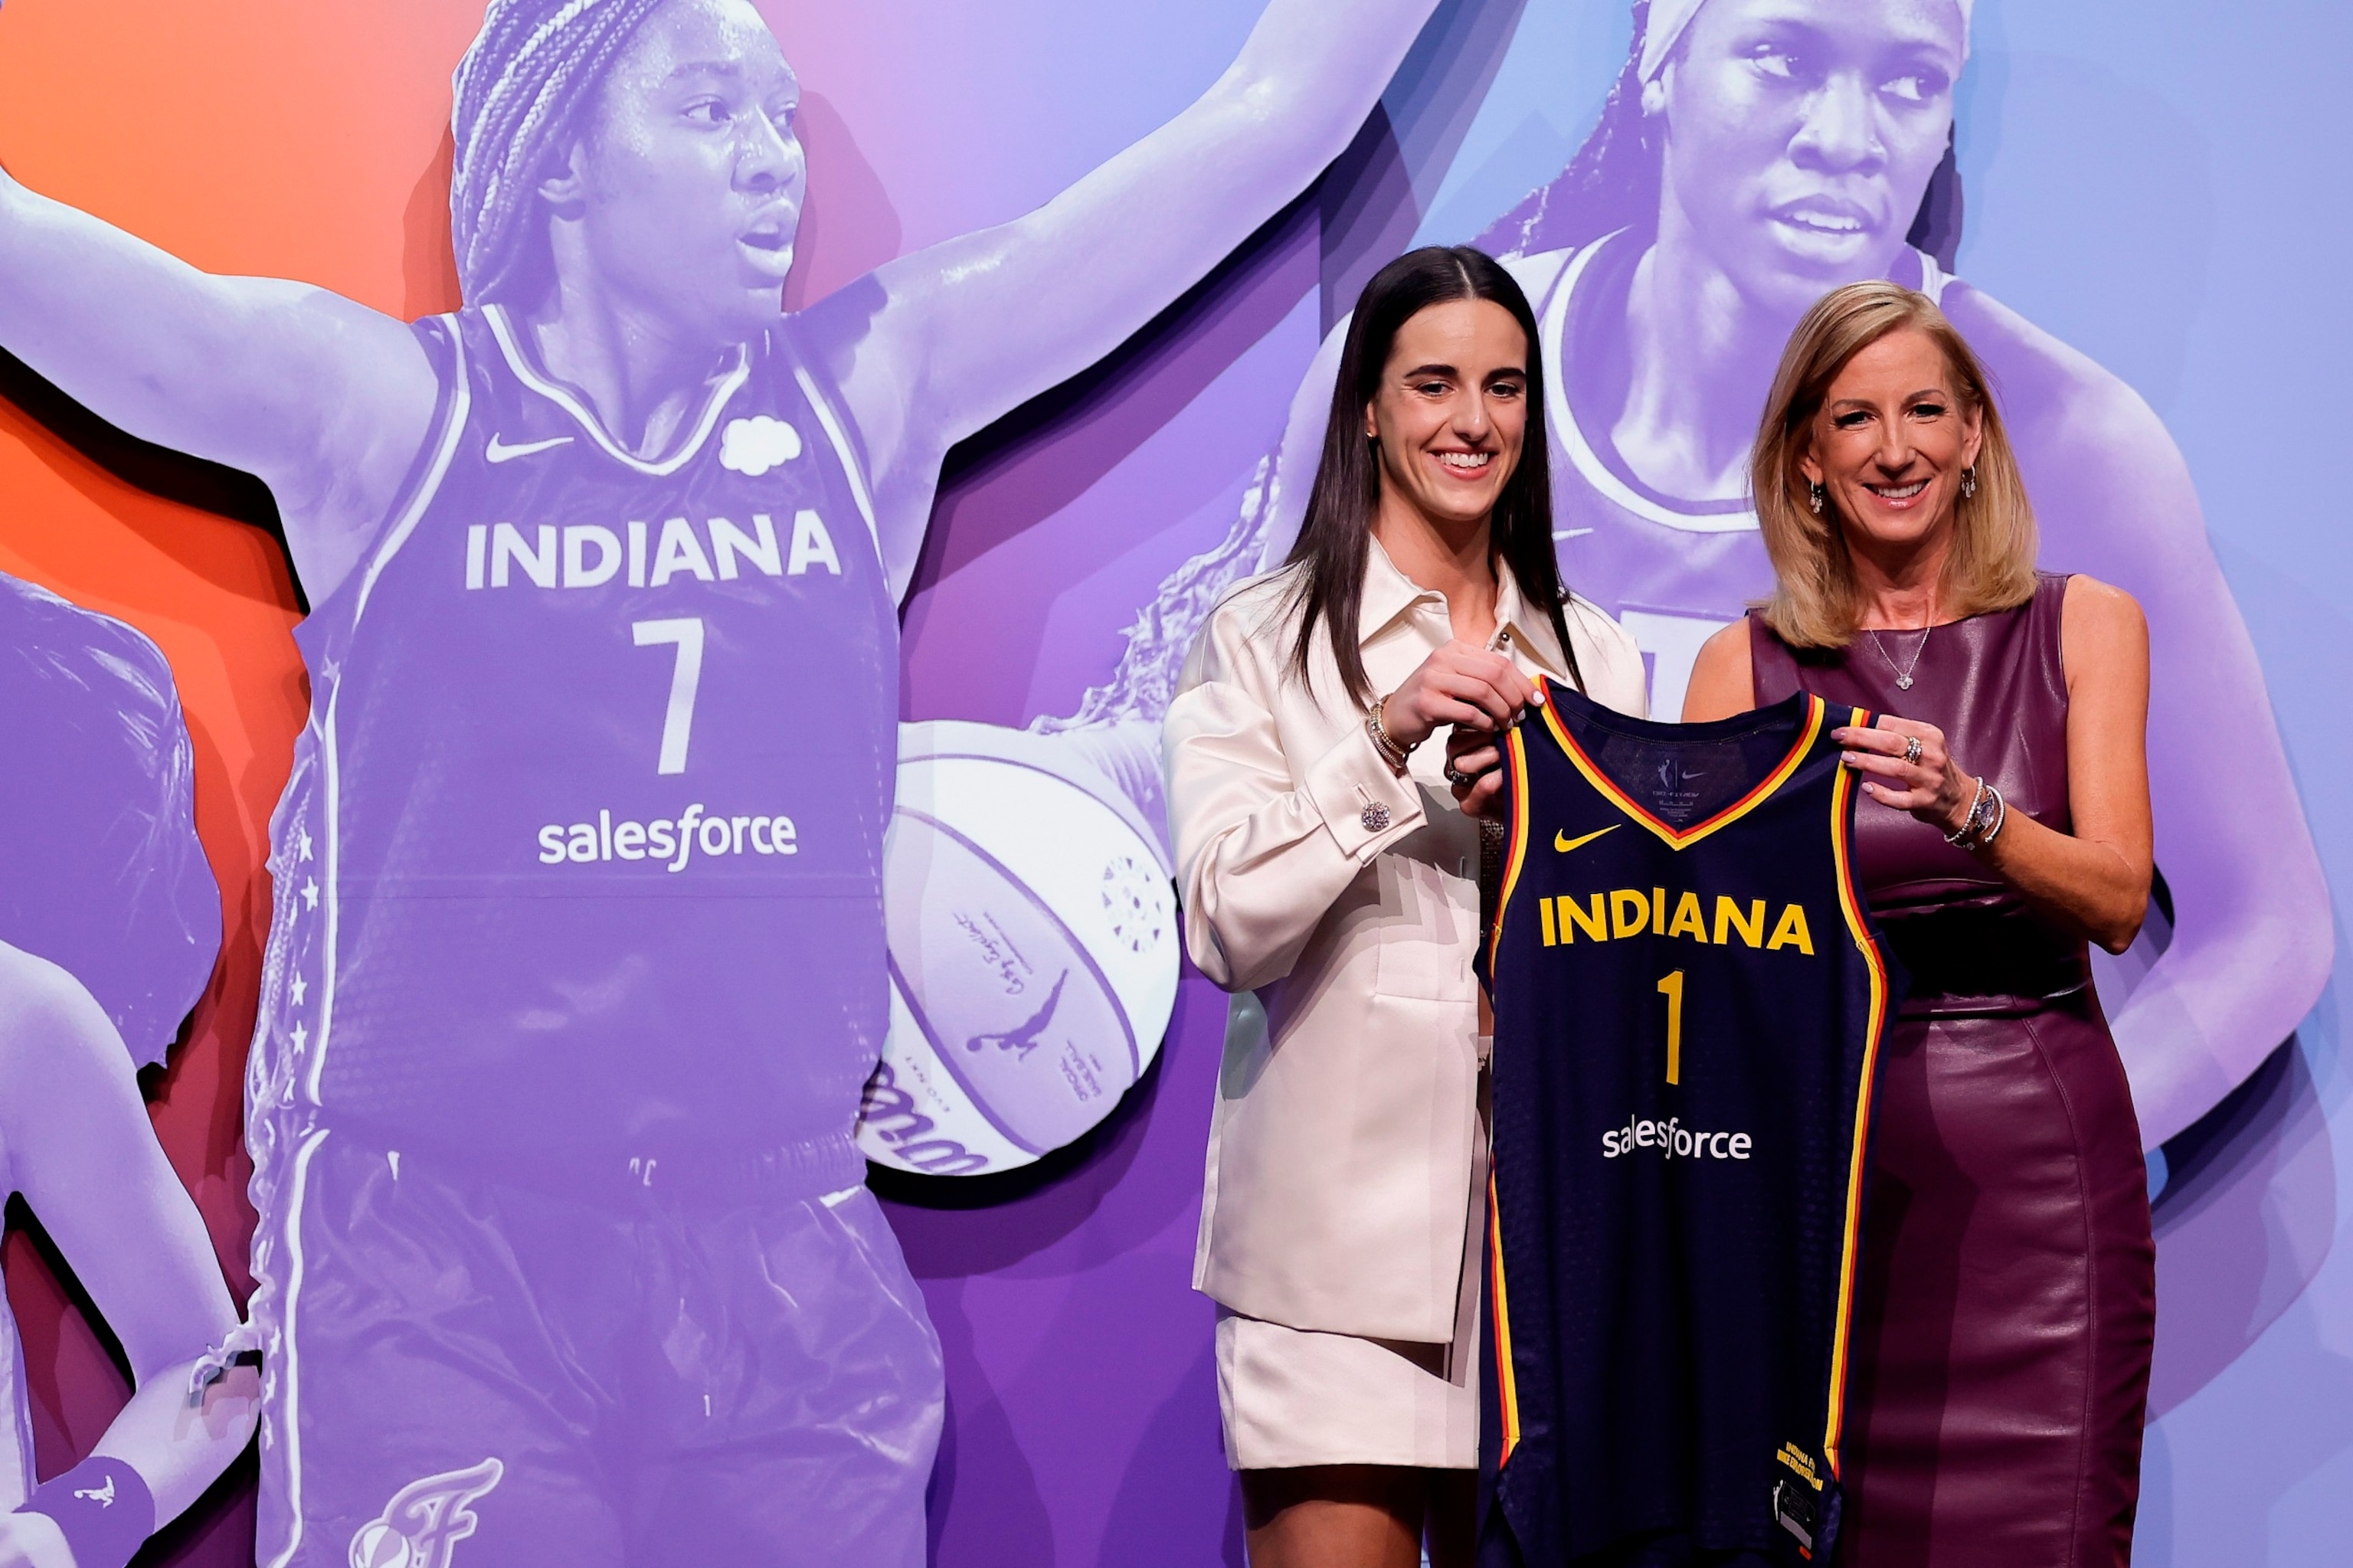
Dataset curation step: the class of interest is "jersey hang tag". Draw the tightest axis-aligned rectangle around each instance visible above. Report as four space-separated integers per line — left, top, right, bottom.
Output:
1772 1443 1830 1557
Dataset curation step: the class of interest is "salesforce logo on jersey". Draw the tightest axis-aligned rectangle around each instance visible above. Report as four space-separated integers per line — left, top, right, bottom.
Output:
1602 1115 1754 1162
536 803 795 871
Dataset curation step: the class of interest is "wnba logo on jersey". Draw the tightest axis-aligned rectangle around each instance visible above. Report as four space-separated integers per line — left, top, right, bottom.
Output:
462 512 843 591
347 1458 503 1568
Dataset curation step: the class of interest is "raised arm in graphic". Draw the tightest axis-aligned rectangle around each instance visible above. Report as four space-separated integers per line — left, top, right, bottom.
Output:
1 2 1441 1560
0 0 1439 604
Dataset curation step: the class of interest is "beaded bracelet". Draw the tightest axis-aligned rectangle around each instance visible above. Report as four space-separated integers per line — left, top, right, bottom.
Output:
1366 694 1415 776
1943 778 2007 852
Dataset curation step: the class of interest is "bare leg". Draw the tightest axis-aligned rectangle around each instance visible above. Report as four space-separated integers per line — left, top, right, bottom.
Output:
1242 1465 1428 1568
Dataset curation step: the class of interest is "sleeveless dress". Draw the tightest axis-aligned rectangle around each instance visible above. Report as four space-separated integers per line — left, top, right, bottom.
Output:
1750 575 2155 1566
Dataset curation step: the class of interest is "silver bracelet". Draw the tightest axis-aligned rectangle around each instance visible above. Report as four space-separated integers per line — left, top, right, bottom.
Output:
1944 779 2006 851
1975 784 2008 848
1943 778 1991 848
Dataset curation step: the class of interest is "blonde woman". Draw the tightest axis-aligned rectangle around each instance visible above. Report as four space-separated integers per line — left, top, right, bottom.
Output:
1164 247 1645 1567
1684 280 2155 1566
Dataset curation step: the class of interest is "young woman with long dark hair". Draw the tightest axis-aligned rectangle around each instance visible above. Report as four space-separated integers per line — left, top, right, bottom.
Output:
1163 247 1646 1568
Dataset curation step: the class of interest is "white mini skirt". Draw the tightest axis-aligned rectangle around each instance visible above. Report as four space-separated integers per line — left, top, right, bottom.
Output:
1215 1309 1480 1470
1215 1039 1491 1471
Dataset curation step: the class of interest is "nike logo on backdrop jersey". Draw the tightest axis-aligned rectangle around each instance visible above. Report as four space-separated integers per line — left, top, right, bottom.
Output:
484 433 576 463
1554 825 1620 853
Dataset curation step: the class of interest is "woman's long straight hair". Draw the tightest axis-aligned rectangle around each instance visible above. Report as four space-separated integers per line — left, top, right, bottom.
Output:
1284 245 1582 706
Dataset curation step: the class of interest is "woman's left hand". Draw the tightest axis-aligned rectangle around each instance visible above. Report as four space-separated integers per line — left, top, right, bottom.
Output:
1832 719 1978 837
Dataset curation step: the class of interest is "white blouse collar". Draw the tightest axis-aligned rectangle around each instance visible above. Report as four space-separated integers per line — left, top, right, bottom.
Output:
1357 534 1570 683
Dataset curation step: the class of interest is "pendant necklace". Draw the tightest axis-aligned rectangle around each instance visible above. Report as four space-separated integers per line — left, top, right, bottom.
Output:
1868 599 1936 692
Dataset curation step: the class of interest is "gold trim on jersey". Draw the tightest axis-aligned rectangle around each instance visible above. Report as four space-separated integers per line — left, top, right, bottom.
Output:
1489 1168 1523 1465
1487 726 1536 978
1822 706 1893 1481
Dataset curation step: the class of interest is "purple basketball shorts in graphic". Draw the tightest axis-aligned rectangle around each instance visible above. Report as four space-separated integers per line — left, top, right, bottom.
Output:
252 1129 942 1568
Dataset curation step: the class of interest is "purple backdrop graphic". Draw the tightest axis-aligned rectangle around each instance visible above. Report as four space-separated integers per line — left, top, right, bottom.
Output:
2 0 2348 1561
0 0 1441 1562
0 571 254 1555
911 0 2343 1554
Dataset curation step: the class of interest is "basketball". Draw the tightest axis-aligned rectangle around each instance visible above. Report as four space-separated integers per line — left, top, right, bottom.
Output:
859 722 1180 1176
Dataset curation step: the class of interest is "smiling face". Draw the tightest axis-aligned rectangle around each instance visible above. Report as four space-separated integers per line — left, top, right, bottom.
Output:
552 0 805 343
1799 326 1982 561
1657 0 1963 314
1363 298 1531 538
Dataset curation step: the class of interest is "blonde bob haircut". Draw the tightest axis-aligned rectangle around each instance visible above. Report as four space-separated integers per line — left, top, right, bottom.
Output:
1752 280 2037 649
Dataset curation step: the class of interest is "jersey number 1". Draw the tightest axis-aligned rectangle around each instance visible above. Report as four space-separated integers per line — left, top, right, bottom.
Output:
633 618 704 775
1657 970 1684 1085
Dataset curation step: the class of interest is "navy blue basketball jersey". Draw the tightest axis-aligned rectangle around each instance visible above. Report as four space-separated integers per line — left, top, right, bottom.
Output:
1479 686 1899 1566
249 304 894 1174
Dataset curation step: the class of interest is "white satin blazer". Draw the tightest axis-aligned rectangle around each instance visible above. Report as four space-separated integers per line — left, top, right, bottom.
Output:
1164 540 1648 1344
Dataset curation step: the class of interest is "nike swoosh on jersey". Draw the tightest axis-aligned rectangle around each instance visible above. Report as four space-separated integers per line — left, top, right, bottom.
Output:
1554 825 1620 853
484 433 576 463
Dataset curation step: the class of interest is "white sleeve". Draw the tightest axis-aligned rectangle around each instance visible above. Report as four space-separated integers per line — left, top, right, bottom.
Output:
1161 601 1423 993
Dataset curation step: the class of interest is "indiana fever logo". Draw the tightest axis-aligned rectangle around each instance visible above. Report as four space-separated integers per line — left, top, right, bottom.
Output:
348 1458 503 1568
1534 887 1815 955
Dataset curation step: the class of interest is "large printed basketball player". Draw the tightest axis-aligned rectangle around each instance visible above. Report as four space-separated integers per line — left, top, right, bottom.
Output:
0 1 1442 1562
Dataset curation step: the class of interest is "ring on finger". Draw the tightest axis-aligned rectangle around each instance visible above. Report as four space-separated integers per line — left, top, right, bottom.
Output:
1445 762 1478 788
1902 736 1924 766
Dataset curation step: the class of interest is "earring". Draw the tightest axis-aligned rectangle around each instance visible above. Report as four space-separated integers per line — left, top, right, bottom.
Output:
1640 77 1667 117
1960 465 1978 499
1808 481 1825 517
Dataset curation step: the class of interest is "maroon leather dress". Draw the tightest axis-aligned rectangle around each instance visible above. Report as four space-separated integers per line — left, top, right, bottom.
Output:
1750 574 2155 1567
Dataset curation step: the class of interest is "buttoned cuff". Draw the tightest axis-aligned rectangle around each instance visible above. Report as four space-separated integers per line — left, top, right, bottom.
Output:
1304 718 1426 862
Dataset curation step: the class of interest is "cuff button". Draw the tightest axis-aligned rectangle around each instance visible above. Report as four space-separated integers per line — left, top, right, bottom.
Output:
1360 802 1392 833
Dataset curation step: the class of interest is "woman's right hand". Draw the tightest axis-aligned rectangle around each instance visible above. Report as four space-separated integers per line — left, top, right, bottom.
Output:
1379 640 1533 751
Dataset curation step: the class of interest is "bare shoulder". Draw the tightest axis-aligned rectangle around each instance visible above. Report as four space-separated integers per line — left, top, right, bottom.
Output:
2061 573 2145 624
2059 574 2149 680
1680 619 1756 722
